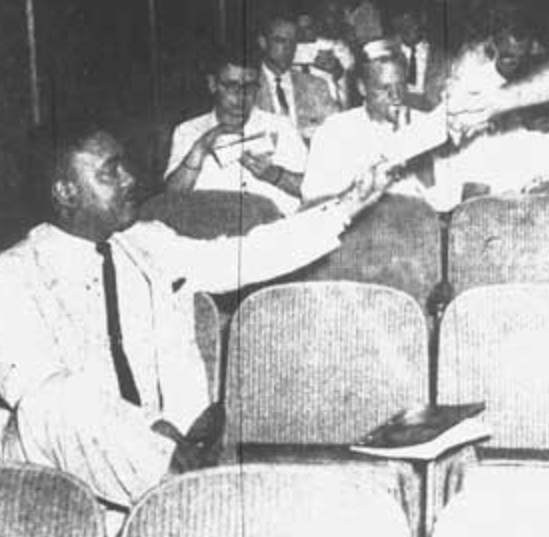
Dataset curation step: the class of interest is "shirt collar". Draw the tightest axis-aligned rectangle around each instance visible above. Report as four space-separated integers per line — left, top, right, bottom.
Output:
262 64 292 86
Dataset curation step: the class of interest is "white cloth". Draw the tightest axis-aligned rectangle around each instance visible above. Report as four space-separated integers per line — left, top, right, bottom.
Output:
302 106 447 201
261 66 298 125
430 44 549 212
0 211 347 505
165 108 307 215
429 128 549 212
400 40 430 95
294 39 355 106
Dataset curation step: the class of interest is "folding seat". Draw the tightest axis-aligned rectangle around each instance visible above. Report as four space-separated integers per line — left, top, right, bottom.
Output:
433 460 549 537
121 464 411 537
298 194 442 314
449 194 549 297
193 292 222 401
224 281 429 447
139 190 283 239
0 462 105 537
437 283 549 449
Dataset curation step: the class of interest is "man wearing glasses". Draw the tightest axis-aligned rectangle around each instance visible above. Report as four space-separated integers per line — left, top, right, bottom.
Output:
165 42 307 216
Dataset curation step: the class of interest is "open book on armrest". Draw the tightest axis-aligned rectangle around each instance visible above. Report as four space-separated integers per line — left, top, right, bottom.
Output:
350 403 491 461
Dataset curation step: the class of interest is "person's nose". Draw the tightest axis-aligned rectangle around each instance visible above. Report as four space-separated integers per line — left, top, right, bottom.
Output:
389 86 403 104
120 166 136 191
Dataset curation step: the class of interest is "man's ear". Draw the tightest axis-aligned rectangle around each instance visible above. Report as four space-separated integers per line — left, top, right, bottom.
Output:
357 78 367 98
52 179 79 209
207 74 216 95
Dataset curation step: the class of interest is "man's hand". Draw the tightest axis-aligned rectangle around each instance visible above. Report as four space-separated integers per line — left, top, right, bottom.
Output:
239 151 276 181
314 50 344 80
447 91 497 145
339 160 400 221
192 124 244 162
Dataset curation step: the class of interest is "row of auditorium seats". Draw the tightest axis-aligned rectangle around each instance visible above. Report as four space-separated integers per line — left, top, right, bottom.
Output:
217 281 549 452
141 191 549 317
4 458 549 537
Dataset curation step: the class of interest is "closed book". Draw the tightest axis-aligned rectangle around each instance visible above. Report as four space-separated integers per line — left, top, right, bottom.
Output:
351 403 490 460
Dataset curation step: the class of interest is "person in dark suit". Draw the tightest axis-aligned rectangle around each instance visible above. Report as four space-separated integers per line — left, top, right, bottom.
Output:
256 11 340 141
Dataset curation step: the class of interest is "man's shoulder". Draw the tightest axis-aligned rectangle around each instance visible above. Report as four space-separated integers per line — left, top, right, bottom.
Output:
172 111 216 138
0 224 49 278
316 107 366 133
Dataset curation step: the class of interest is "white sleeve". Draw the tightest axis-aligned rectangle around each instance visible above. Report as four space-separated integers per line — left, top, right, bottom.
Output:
121 213 345 294
271 117 308 173
164 123 197 178
301 120 349 201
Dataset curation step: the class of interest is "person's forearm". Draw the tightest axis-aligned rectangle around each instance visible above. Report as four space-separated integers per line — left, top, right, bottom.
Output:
166 145 206 193
261 166 303 198
498 63 549 116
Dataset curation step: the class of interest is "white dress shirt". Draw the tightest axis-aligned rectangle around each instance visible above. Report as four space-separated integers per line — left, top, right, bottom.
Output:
261 65 298 126
302 106 447 201
0 210 348 504
400 40 430 94
165 108 307 215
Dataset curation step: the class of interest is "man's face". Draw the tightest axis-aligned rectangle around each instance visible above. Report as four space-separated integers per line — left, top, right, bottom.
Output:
68 132 137 240
392 12 424 47
213 63 260 128
263 21 298 74
296 14 318 43
364 60 406 124
319 2 344 38
494 33 531 80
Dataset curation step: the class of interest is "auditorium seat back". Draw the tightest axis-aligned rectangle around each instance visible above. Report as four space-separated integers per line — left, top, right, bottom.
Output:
122 464 411 537
224 282 429 450
449 194 549 296
438 284 549 449
298 194 441 313
0 462 105 537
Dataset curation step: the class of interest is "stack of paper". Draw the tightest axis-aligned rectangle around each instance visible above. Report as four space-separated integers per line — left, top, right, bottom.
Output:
212 132 275 168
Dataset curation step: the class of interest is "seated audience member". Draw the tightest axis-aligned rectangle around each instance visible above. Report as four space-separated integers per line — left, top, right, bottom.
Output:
387 0 448 111
0 125 386 509
301 40 447 203
256 11 340 141
165 43 306 216
344 0 384 47
447 14 536 115
294 4 355 109
429 12 549 210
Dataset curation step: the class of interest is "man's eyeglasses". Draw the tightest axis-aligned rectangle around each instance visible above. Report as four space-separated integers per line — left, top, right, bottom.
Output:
218 80 261 95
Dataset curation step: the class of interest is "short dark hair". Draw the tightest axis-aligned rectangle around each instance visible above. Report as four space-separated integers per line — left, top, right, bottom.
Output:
208 39 262 77
259 7 298 37
28 122 107 217
359 54 407 88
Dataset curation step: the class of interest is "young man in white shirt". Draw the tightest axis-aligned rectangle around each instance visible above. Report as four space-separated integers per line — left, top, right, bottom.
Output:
165 43 306 215
302 40 447 203
0 124 387 511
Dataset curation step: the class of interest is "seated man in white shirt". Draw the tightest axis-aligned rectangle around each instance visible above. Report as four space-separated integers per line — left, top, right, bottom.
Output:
302 40 447 203
0 124 386 513
165 42 307 216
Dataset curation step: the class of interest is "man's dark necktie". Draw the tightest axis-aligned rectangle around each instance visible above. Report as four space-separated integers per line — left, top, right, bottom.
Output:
275 76 290 116
96 241 142 406
408 45 417 85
